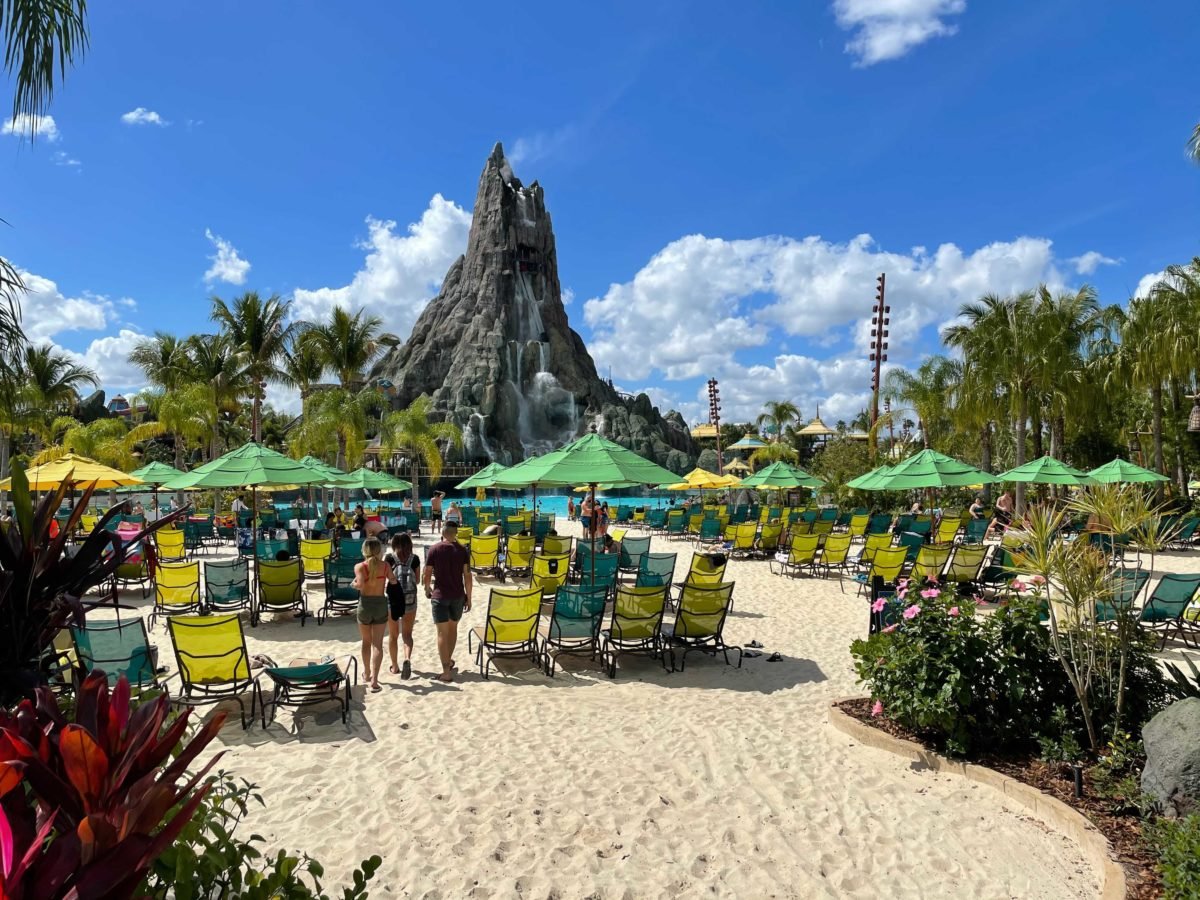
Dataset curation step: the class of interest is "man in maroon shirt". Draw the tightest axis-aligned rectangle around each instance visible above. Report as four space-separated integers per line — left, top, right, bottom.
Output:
422 521 473 682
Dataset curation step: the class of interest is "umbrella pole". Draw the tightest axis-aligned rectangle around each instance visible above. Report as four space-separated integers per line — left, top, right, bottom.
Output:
589 482 597 590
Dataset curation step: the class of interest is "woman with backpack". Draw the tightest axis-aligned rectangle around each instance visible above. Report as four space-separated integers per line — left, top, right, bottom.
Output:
385 531 421 680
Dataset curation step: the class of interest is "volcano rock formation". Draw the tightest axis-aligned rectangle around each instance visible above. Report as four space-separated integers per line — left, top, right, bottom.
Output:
382 143 696 471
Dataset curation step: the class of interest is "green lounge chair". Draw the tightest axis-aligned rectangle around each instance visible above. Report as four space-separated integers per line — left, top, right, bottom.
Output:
71 617 164 693
319 558 360 623
1137 573 1200 648
203 557 251 614
255 657 358 727
540 584 608 676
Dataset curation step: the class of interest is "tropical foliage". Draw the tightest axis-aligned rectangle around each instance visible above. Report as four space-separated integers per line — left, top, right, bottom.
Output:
381 394 462 502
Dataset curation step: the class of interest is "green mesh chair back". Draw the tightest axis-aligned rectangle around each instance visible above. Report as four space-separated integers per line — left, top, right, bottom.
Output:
324 558 360 603
618 535 651 572
533 516 555 541
71 617 157 686
503 516 525 537
898 531 925 563
800 510 817 525
204 558 250 612
893 514 914 533
531 553 571 598
697 518 722 542
636 552 677 588
819 507 838 522
963 518 989 544
546 584 608 642
1095 567 1149 621
579 552 619 593
867 514 892 534
1140 574 1200 623
978 548 1015 588
908 520 932 539
256 538 288 561
338 537 365 561
646 509 668 530
461 508 479 530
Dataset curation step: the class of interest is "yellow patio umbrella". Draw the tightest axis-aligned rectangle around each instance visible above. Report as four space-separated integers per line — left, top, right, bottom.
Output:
0 453 143 491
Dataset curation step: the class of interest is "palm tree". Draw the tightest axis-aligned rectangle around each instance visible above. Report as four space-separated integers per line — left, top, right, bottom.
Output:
137 385 214 470
277 335 324 412
300 307 389 388
187 334 245 459
381 395 462 505
882 356 957 449
945 292 1039 513
756 400 800 444
290 388 382 482
749 442 798 467
33 417 154 469
129 331 194 391
19 344 97 446
1148 259 1200 492
211 291 296 441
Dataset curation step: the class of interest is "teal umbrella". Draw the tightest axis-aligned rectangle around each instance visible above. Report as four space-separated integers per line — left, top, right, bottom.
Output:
997 455 1094 486
727 433 767 451
846 464 892 491
738 460 823 490
1086 458 1170 484
866 449 996 491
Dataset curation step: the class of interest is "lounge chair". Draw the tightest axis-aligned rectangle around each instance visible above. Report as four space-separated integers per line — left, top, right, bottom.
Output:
319 558 360 623
1093 567 1150 623
854 546 908 595
756 523 783 557
542 534 573 556
617 535 651 575
962 518 989 544
203 557 251 614
1137 573 1200 648
71 617 164 693
943 544 987 587
897 531 925 565
338 536 364 561
909 544 952 581
505 534 536 577
601 584 670 677
867 513 892 534
165 613 256 728
771 533 819 577
579 552 620 595
680 551 727 587
530 553 571 599
934 517 961 544
727 522 758 558
664 582 740 672
467 585 543 679
254 559 309 626
114 538 152 599
1167 517 1200 550
255 537 288 561
636 552 678 589
182 520 209 556
540 584 608 676
811 521 834 537
151 561 201 630
814 533 853 583
299 538 332 579
847 514 870 540
255 657 358 727
155 527 187 562
470 532 501 573
503 516 525 538
977 547 1017 598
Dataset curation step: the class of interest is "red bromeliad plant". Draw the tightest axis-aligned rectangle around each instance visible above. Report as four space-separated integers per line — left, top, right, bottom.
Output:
0 672 225 899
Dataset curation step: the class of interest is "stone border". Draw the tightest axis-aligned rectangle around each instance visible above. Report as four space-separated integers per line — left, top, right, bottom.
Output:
827 699 1127 900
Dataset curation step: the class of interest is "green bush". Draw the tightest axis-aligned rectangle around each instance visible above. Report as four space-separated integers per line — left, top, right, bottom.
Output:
851 582 1073 756
1147 814 1200 899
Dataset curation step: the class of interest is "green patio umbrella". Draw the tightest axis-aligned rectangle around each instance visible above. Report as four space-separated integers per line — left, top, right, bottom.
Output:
1086 458 1170 484
866 449 997 491
455 462 509 490
738 460 824 490
997 455 1095 485
123 460 187 516
334 467 413 493
164 442 332 526
299 455 348 481
846 464 892 491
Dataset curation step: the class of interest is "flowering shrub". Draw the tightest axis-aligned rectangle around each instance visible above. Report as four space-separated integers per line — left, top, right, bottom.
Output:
851 578 1073 756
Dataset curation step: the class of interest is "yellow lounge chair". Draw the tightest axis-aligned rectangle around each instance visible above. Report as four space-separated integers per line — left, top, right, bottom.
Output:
151 560 201 630
467 585 543 679
166 613 255 728
664 581 740 672
299 538 332 579
601 584 669 677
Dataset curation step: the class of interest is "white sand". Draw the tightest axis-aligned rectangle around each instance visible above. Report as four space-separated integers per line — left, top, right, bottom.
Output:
121 519 1200 899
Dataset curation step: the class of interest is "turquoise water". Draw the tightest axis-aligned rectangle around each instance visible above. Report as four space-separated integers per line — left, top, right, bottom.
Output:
273 492 676 519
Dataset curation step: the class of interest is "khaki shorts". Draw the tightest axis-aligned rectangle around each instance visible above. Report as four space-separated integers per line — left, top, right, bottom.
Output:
357 595 389 626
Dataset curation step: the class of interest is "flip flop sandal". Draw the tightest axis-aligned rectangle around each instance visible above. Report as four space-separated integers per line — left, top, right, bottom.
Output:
743 650 763 658
766 652 782 662
402 660 412 680
370 684 382 692
745 640 764 649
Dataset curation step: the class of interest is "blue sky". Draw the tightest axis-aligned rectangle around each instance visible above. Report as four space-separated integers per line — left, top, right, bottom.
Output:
2 1 1197 426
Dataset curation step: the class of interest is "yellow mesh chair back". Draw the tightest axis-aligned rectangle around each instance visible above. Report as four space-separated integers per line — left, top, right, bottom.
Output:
470 532 500 570
820 534 853 568
168 614 251 683
860 532 893 564
685 552 727 587
731 521 757 554
254 559 307 625
155 528 186 561
869 547 909 585
945 544 988 583
469 585 543 678
911 544 952 581
758 523 783 553
506 534 536 573
542 534 573 556
848 514 869 538
609 527 627 543
789 520 813 536
787 533 820 566
935 517 962 544
811 520 834 536
80 514 99 535
687 513 704 535
531 553 571 598
299 538 332 578
675 581 735 640
609 584 668 642
152 561 200 628
456 526 474 547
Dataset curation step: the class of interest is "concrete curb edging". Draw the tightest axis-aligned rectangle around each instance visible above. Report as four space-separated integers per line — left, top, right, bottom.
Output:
827 699 1127 900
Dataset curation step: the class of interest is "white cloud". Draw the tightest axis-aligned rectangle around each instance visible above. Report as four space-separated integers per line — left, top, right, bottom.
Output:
292 194 471 331
53 151 81 168
14 269 113 342
1069 250 1119 275
120 107 168 127
833 0 966 66
561 287 575 306
203 229 251 286
1134 270 1165 299
509 127 575 167
584 232 1065 385
63 329 148 391
2 113 59 141
264 381 302 418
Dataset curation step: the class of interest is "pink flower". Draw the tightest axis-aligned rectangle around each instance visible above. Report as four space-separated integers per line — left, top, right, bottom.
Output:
902 604 921 620
897 588 908 600
882 624 898 633
896 578 909 590
871 700 884 718
927 575 939 584
920 588 940 599
1030 575 1046 586
1011 579 1027 592
872 597 887 613
948 606 960 617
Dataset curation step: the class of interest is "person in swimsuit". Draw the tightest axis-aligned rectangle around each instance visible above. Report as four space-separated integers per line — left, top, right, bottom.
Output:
354 537 396 692
385 532 420 679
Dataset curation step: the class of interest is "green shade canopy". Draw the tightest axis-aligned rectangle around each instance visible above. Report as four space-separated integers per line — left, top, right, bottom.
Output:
299 455 348 481
1087 458 1170 484
866 449 997 491
117 460 186 492
738 460 824 489
727 433 767 450
846 464 892 490
164 442 332 490
455 462 510 490
334 467 413 492
997 455 1095 485
491 433 679 489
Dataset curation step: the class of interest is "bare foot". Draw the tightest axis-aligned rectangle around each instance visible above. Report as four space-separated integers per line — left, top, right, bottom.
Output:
370 682 382 692
435 672 455 683
388 664 399 674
